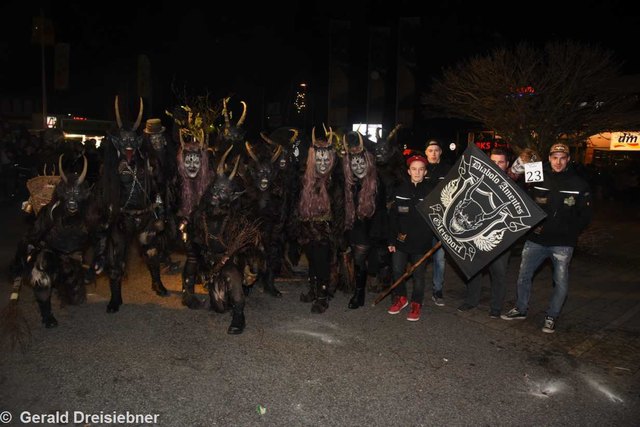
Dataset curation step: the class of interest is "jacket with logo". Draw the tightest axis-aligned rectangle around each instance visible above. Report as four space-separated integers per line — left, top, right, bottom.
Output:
528 164 592 247
388 178 434 253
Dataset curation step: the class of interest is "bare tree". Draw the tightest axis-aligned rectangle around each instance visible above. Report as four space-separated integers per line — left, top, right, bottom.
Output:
422 41 639 155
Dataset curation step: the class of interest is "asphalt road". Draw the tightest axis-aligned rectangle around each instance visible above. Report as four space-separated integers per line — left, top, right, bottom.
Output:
0 198 639 426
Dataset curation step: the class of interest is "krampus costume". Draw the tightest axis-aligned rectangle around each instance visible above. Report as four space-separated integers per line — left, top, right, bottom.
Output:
19 155 102 327
175 122 214 309
297 128 344 313
244 136 287 297
342 132 387 309
143 118 181 274
182 146 255 334
101 97 168 313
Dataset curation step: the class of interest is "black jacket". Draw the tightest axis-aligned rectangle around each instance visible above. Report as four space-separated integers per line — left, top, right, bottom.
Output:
528 164 592 247
425 161 451 187
388 178 434 253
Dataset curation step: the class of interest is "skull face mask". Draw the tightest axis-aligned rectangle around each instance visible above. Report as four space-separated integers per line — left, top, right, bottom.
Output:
315 148 332 175
149 133 166 151
183 151 202 178
350 153 367 179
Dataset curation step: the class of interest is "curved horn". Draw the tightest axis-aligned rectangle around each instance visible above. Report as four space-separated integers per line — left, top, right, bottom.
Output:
115 96 123 129
245 141 259 162
236 101 247 127
228 155 241 181
327 127 335 147
222 97 231 128
78 155 88 184
42 164 47 176
480 201 510 223
357 131 364 153
289 128 299 144
178 128 187 150
217 145 233 175
312 127 317 147
342 134 348 154
260 131 276 146
376 127 382 141
132 97 144 131
58 154 67 183
322 123 329 136
270 144 283 163
388 124 402 141
463 175 484 201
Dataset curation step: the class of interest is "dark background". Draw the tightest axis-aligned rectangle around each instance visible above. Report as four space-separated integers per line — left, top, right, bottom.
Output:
1 1 638 142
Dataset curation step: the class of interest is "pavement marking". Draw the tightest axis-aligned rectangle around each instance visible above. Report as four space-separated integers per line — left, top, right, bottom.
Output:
568 300 640 357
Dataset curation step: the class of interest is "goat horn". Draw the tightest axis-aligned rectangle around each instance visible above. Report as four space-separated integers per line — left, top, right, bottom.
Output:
222 97 231 128
322 123 329 136
217 145 233 175
270 144 283 164
312 127 317 146
58 154 67 183
229 155 240 181
237 101 247 127
78 155 88 184
388 124 402 141
179 128 187 150
245 141 259 162
115 96 123 129
132 97 144 131
289 129 299 144
260 131 276 145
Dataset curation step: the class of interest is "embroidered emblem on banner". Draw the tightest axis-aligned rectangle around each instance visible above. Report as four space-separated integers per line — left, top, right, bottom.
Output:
428 155 534 262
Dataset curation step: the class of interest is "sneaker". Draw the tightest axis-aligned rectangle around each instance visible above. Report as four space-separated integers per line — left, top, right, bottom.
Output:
388 295 408 314
500 307 527 320
431 292 445 307
407 302 422 321
542 316 556 333
457 303 476 312
489 309 501 319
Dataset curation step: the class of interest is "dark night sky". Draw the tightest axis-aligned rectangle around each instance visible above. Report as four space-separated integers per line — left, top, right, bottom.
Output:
1 0 638 134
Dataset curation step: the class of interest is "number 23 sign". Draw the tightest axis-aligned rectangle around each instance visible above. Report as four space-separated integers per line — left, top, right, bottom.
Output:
524 161 543 183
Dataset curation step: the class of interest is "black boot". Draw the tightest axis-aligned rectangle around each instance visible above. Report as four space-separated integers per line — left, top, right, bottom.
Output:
263 270 282 298
348 268 367 309
152 280 169 297
181 276 203 309
227 305 246 335
311 281 329 314
300 276 317 303
38 299 58 328
150 264 169 297
107 279 123 313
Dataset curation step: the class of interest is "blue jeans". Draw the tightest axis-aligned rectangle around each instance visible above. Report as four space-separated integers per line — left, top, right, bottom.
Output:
391 251 427 304
515 241 574 318
432 237 445 294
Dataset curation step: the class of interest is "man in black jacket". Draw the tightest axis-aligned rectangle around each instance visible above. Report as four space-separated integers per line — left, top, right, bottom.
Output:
387 154 435 321
501 143 592 333
424 140 450 306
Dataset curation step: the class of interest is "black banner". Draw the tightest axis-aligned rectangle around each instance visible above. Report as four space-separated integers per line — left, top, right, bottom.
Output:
417 143 546 279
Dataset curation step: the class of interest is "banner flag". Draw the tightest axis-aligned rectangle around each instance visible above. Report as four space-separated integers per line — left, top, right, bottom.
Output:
417 143 546 279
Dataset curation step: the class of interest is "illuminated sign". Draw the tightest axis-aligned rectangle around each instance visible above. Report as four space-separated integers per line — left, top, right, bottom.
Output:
610 131 640 151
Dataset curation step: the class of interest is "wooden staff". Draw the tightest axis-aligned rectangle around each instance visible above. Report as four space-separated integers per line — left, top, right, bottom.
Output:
373 241 443 305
